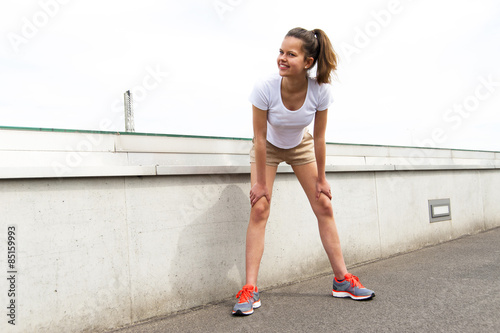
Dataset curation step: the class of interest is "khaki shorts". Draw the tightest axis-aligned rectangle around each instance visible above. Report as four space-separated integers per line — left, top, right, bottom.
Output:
249 131 316 167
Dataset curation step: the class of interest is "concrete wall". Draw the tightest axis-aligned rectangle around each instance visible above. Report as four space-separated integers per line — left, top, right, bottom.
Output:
0 127 499 332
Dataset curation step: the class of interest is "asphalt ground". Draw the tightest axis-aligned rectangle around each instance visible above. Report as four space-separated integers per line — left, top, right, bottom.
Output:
108 227 500 333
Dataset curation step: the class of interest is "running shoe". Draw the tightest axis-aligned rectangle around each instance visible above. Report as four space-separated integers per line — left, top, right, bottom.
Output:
232 284 261 315
332 273 375 300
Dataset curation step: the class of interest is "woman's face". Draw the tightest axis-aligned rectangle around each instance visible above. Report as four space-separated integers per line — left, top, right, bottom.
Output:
277 37 313 78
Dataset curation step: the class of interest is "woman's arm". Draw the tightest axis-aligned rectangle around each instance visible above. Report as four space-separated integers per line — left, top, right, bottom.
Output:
250 105 270 206
313 109 332 200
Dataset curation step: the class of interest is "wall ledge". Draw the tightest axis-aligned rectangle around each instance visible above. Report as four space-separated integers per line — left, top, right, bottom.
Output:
1 127 499 179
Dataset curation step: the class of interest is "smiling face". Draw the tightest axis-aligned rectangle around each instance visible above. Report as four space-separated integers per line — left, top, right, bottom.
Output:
277 37 314 79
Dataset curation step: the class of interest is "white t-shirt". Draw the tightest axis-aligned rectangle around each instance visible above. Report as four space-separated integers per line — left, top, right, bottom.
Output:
249 74 334 149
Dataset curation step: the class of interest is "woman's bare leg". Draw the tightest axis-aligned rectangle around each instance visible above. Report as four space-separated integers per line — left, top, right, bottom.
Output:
245 163 278 286
292 162 348 280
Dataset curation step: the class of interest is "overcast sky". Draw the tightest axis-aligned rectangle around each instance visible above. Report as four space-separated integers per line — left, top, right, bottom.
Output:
1 0 499 151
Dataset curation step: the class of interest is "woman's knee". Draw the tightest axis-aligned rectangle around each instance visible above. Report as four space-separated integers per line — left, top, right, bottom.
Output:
313 195 333 217
251 197 271 221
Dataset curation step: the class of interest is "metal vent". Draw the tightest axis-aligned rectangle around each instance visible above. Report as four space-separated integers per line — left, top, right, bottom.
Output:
428 199 451 223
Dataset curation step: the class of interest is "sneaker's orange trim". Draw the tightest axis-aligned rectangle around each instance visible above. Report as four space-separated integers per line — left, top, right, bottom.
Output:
344 273 365 289
235 284 255 304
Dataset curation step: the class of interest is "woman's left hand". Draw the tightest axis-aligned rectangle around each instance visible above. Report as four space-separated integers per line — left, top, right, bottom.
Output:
316 178 332 200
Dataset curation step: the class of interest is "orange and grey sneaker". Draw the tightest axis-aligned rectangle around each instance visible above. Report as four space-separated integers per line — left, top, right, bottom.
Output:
232 284 261 316
332 273 375 300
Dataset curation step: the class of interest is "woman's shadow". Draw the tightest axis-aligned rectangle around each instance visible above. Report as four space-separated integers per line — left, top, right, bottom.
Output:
168 182 250 312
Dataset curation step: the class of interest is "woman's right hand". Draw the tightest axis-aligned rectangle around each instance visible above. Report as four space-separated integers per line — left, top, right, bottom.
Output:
249 182 271 207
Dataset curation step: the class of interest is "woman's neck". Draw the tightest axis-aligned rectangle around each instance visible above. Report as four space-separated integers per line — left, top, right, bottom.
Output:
282 75 308 93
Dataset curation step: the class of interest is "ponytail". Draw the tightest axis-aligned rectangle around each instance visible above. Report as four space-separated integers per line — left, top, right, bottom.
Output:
285 27 338 84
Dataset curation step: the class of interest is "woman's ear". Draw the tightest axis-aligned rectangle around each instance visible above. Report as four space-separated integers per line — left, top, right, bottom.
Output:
305 57 314 69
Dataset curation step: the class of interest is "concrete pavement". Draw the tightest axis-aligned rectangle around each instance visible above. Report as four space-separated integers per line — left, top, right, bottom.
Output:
107 227 500 333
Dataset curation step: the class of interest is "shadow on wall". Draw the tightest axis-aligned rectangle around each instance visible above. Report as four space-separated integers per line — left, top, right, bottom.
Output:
169 183 250 311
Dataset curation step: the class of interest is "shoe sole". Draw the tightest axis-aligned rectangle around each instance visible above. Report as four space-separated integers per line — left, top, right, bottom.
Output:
332 290 375 300
232 309 254 316
232 299 261 316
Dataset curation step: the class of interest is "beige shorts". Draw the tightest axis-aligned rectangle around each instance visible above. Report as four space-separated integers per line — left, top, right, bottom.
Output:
249 131 316 167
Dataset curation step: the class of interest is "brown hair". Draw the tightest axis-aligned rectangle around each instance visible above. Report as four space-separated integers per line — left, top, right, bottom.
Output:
285 27 338 84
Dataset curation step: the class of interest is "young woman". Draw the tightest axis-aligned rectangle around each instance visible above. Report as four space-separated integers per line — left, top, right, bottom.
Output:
232 27 375 316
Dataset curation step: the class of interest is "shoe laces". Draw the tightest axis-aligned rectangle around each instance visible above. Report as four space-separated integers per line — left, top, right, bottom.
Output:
235 285 254 303
345 273 365 289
